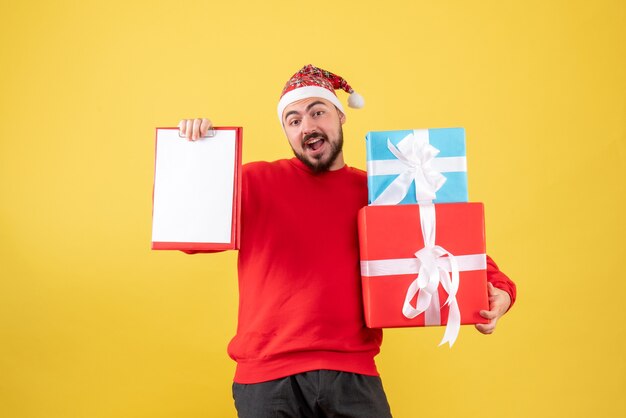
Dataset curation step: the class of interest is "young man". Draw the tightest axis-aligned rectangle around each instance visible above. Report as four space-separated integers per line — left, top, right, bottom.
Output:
179 65 516 418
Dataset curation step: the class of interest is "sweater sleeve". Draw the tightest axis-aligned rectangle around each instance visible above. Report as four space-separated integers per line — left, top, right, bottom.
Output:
486 255 517 309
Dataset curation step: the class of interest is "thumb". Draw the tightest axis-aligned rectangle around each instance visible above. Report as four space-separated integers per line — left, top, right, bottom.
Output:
487 282 497 296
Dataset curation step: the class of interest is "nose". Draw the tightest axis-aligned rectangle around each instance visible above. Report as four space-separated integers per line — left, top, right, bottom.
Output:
300 115 316 136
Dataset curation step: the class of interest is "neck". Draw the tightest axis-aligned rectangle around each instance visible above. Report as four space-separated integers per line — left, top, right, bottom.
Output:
328 153 346 171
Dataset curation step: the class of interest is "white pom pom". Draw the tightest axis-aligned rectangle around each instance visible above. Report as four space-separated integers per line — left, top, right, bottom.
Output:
348 91 365 109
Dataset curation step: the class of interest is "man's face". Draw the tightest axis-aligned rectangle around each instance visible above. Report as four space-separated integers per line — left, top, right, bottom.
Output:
282 97 346 173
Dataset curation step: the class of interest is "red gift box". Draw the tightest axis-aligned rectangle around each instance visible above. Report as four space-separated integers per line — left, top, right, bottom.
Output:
358 203 489 345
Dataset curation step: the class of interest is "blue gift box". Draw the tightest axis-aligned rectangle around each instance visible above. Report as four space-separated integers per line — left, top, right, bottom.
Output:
366 128 469 205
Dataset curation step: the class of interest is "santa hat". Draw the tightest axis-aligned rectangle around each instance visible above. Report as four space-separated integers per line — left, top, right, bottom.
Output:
277 64 364 122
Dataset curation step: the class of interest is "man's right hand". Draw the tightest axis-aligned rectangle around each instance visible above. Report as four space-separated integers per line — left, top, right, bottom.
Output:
178 118 212 141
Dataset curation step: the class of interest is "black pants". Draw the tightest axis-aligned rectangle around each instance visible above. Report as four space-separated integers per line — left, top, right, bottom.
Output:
232 370 393 418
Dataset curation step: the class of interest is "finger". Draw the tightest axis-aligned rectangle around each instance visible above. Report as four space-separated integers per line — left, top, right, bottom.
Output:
489 293 504 308
488 282 496 295
479 309 498 320
185 120 194 140
192 118 203 140
475 322 495 334
200 118 212 137
178 120 186 136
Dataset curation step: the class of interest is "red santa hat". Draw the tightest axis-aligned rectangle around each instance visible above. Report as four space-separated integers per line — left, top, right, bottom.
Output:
277 64 364 122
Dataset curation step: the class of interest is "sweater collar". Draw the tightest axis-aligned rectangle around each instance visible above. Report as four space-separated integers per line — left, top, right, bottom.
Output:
288 157 348 176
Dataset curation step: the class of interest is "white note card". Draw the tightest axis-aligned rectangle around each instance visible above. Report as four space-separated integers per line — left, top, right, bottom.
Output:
152 128 239 248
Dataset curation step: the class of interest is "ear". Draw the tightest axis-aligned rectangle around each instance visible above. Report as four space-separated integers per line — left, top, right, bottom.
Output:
338 110 346 125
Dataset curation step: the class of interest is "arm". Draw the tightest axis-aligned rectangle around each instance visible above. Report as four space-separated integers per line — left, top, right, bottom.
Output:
475 255 517 334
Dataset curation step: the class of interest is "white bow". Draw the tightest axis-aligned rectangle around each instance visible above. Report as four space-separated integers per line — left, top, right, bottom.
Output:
372 131 447 205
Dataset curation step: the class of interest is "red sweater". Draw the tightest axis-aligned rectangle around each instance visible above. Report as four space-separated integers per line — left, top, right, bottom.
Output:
210 158 515 383
228 158 382 383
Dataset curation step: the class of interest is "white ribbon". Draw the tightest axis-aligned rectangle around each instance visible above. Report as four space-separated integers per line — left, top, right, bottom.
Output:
368 156 467 176
360 254 486 277
371 130 448 205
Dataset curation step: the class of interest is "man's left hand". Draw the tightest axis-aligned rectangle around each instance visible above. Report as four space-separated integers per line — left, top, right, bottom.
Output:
475 282 511 335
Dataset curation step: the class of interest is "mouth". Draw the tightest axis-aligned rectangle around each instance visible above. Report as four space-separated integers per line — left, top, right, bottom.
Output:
305 137 324 151
303 134 327 152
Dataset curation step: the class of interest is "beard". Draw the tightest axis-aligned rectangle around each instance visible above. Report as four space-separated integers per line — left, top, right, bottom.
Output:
291 126 344 173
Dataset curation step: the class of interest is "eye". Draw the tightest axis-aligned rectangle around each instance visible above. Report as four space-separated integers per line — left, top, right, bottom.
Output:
288 119 301 126
313 110 325 117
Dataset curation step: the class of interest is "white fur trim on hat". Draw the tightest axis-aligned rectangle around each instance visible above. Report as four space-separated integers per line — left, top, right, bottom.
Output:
348 91 365 109
277 86 344 123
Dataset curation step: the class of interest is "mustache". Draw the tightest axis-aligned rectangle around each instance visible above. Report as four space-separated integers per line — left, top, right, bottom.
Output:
303 132 328 144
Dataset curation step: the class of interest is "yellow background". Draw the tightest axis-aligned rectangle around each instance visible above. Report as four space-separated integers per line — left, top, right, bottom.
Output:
1 0 624 417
